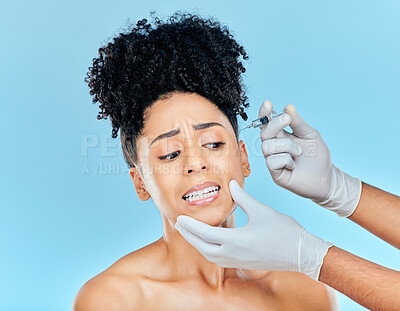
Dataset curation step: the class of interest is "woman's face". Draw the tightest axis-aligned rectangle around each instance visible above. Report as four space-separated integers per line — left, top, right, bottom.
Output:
130 92 250 226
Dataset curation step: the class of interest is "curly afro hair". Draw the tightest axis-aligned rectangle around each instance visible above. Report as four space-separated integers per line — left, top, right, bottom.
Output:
85 11 250 168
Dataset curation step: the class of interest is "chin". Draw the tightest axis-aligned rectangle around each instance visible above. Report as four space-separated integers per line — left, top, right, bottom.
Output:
184 202 235 227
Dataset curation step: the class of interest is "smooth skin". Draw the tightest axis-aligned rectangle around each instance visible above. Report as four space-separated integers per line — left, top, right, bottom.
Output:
71 92 335 311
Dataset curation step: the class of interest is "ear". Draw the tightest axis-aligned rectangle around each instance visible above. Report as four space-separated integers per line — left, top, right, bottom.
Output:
129 166 151 201
238 140 250 178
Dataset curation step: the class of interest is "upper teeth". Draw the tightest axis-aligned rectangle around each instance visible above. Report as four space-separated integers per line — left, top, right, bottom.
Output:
183 186 220 201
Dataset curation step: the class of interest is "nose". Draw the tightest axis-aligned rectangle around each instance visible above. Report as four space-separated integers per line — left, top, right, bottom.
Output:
186 161 207 174
181 138 208 175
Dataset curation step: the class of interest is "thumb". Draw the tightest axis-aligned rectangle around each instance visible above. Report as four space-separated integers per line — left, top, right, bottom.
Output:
229 179 262 218
285 104 319 139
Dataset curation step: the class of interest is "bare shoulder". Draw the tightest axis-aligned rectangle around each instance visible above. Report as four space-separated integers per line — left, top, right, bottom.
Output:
71 272 144 311
72 239 164 311
261 271 338 311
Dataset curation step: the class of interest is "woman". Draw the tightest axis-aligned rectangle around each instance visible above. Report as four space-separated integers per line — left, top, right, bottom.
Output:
73 11 337 310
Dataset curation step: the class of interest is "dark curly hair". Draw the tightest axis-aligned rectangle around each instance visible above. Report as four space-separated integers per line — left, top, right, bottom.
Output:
85 11 250 168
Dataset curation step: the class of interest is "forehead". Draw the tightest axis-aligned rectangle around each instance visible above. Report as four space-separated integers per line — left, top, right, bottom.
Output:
141 93 233 138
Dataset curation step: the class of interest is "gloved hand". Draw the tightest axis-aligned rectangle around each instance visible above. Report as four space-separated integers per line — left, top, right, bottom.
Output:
175 179 333 281
259 100 362 217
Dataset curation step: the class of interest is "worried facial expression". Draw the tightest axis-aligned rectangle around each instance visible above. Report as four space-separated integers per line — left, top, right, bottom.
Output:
130 92 250 226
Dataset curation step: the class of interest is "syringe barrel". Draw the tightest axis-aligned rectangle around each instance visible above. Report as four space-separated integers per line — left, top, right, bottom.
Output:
248 110 285 129
261 110 284 125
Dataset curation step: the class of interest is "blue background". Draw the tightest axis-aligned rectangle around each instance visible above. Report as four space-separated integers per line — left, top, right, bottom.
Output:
2 0 400 310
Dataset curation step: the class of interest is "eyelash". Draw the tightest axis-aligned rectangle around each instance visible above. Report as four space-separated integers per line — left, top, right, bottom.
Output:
159 142 226 161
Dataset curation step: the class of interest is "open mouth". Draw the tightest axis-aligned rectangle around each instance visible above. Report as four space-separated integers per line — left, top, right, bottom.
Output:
182 185 221 206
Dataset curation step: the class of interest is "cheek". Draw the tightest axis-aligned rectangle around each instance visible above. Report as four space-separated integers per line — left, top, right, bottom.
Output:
210 141 242 177
208 156 231 176
144 164 177 202
154 170 176 192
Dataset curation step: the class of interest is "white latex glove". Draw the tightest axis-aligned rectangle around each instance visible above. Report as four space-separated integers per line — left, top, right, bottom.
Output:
175 179 333 281
259 100 362 217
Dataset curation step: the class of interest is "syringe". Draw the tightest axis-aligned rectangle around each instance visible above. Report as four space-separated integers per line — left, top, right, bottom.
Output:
240 110 285 131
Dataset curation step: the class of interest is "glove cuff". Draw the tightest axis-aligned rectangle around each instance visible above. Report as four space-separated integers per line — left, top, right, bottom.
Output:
313 166 362 217
300 229 334 281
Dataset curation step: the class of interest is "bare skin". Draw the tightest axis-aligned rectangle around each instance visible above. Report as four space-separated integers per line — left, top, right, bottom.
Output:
348 182 400 249
73 238 335 311
72 92 335 310
318 182 400 310
320 246 400 311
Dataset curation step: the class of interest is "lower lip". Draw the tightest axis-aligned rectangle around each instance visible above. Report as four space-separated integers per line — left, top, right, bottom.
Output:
182 188 221 206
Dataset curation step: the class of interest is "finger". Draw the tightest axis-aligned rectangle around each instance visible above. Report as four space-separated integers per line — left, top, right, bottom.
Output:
260 113 291 141
258 99 289 139
261 138 303 158
177 215 228 244
175 222 221 256
229 179 262 217
258 99 273 119
285 104 319 139
266 153 295 179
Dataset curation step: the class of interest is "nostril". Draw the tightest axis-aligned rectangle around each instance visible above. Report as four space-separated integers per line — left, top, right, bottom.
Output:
187 165 206 174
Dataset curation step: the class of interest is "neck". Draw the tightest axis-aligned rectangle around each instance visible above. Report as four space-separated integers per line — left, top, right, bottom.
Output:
160 213 236 289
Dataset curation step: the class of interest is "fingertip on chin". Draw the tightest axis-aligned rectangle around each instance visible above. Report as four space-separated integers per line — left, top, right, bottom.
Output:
229 179 244 191
176 215 185 225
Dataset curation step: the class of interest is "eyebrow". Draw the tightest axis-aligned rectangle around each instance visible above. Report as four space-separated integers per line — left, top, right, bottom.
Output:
149 122 225 148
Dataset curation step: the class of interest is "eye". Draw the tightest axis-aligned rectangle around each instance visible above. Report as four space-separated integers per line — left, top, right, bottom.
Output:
158 142 225 161
204 142 226 149
159 151 180 161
